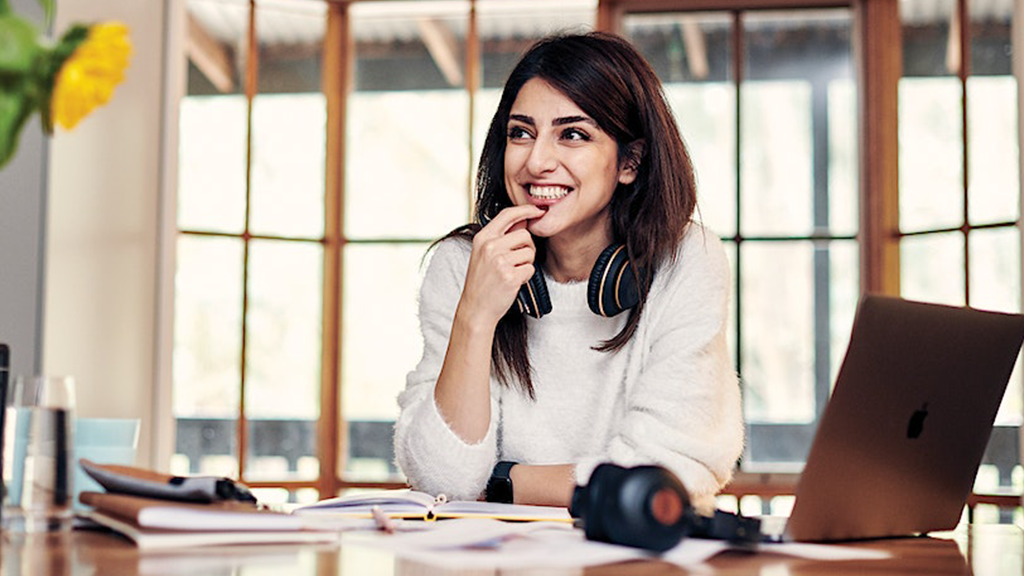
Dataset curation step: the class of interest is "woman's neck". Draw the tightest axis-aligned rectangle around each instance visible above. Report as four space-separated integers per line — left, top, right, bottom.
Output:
544 226 614 283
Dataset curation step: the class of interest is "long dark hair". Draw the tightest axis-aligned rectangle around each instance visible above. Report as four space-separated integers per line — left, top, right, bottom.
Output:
439 32 697 397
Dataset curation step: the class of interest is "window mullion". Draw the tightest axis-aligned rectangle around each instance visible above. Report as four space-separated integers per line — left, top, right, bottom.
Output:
320 0 349 498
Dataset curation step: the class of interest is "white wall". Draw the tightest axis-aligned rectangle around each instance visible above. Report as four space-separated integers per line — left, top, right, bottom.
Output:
0 0 49 394
44 0 169 467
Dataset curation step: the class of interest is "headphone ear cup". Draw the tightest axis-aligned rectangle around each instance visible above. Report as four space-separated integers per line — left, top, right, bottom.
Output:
516 268 552 319
588 244 640 317
574 463 628 544
602 466 691 552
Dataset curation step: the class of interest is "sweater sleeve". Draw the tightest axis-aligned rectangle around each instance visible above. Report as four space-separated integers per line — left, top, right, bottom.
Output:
393 238 499 501
575 229 744 514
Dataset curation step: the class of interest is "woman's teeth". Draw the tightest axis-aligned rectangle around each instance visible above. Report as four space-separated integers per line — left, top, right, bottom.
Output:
529 185 570 200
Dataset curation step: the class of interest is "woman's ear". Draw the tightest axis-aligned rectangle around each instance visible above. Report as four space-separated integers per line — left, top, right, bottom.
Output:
618 139 646 185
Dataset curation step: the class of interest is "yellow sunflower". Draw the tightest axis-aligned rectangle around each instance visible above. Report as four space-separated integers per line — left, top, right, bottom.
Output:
50 22 131 131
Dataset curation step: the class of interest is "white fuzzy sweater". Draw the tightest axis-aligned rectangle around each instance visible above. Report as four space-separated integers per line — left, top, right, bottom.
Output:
393 224 743 513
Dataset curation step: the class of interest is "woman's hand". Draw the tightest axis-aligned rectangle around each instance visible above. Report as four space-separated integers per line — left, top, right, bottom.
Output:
459 205 546 328
433 204 544 444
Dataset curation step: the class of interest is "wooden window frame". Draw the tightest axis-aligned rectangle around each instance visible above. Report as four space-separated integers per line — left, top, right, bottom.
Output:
177 0 1020 515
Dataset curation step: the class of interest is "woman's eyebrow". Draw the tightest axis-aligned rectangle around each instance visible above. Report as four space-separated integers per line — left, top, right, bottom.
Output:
508 114 598 128
553 115 597 127
509 114 534 126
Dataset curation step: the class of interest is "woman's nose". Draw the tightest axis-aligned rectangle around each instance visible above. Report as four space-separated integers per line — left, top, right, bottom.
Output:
525 136 558 174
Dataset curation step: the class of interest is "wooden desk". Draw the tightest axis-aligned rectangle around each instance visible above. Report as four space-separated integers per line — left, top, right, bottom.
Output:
1 525 1020 575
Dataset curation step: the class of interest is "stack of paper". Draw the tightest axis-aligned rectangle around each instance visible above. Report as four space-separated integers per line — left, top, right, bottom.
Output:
80 492 339 550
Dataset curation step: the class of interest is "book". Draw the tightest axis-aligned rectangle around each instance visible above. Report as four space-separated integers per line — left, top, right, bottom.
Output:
84 509 340 550
79 492 339 549
293 489 573 522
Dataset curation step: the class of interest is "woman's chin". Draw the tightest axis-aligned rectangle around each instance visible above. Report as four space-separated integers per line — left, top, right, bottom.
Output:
526 218 557 238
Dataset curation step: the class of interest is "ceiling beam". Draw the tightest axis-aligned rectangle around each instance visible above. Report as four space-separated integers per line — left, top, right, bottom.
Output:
680 17 709 80
416 17 463 87
187 12 236 93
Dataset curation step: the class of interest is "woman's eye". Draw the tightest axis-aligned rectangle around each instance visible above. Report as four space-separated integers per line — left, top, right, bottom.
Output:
562 128 590 142
507 126 532 140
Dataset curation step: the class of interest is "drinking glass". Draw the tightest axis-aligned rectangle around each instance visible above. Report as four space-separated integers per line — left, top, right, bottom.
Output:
1 375 76 532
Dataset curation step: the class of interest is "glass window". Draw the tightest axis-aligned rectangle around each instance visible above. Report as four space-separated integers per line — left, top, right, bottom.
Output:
245 240 324 480
178 96 248 234
174 0 329 490
342 244 429 481
346 1 471 240
172 235 243 476
627 9 857 469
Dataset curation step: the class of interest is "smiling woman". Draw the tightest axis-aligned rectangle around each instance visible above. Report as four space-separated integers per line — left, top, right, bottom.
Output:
393 32 742 514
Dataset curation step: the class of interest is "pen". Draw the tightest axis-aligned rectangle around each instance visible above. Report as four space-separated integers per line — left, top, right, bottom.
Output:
371 505 396 534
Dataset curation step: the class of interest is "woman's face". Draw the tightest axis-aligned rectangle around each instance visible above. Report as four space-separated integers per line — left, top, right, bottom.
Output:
503 78 636 243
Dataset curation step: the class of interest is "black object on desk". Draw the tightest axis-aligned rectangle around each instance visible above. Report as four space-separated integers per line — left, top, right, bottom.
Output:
1 343 9 518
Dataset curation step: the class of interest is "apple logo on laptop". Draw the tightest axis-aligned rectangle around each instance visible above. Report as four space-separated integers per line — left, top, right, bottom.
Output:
907 403 929 439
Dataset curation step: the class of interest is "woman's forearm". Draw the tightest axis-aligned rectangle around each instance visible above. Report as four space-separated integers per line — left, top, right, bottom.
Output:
433 306 497 444
509 464 577 507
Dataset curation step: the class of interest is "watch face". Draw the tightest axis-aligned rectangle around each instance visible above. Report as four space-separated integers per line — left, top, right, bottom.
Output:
486 476 514 503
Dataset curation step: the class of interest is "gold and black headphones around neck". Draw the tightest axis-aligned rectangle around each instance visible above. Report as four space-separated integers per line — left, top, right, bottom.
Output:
515 242 643 319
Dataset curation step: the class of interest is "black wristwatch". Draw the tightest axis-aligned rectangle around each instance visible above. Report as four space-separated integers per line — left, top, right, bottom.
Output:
484 461 518 503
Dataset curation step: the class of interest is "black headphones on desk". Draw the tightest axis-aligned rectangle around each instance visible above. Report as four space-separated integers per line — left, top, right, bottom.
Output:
570 463 762 552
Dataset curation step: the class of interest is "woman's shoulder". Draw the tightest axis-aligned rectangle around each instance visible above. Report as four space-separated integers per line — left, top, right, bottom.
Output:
645 223 730 319
423 234 472 271
665 222 729 275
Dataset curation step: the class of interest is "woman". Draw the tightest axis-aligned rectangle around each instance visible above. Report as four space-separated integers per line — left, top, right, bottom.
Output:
393 32 742 514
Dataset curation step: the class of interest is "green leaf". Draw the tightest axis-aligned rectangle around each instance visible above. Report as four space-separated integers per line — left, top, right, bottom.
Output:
0 13 41 74
0 86 35 170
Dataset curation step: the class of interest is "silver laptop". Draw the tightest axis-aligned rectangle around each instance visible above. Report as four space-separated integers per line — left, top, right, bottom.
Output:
778 295 1024 542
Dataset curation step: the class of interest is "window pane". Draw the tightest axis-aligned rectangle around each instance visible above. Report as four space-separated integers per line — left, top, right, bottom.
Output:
900 0 962 233
968 76 1019 225
251 94 326 237
740 79 812 236
967 0 1015 229
179 0 249 234
173 236 243 476
673 81 737 237
741 11 852 237
342 243 429 482
827 241 859 388
741 242 816 424
243 240 323 480
626 13 737 238
900 232 966 306
969 227 1022 428
829 79 858 237
255 0 326 94
970 228 1021 314
250 1 326 238
347 1 471 240
741 240 857 468
898 78 964 232
178 96 248 233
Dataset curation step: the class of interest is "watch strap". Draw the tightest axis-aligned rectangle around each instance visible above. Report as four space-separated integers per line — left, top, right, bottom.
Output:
485 460 518 503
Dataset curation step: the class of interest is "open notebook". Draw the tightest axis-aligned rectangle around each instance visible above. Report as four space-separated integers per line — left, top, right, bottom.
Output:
294 489 572 522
